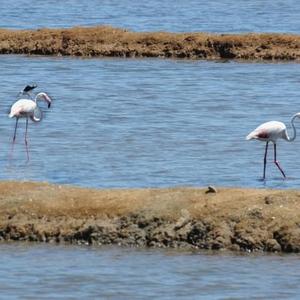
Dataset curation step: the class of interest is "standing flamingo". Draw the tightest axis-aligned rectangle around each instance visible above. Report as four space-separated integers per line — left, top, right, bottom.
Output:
246 113 300 179
9 92 52 161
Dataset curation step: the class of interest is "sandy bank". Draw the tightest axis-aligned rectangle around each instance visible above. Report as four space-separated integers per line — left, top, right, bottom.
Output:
0 26 300 61
0 181 300 253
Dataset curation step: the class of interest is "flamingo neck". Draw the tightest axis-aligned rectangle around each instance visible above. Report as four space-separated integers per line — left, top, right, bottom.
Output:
287 115 297 142
34 93 43 103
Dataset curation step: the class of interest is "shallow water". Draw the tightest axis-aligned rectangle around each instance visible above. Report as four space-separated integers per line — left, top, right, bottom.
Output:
1 0 300 33
0 56 300 189
1 1 300 299
0 243 298 299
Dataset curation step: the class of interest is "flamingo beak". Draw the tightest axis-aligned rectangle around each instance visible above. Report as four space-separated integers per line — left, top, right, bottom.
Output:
44 94 52 108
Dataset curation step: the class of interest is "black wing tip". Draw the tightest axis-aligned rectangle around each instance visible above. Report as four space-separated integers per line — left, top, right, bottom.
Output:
23 84 38 92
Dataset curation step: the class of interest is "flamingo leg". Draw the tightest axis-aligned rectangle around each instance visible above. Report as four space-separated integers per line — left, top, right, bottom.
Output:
25 117 30 161
263 141 269 179
13 117 19 142
273 143 286 178
9 117 19 160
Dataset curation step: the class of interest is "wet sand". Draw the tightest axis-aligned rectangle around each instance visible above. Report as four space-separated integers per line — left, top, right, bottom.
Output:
0 26 300 60
0 181 300 252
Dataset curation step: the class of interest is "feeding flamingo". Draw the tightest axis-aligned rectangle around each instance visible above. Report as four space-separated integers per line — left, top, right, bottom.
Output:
9 91 52 161
246 113 300 179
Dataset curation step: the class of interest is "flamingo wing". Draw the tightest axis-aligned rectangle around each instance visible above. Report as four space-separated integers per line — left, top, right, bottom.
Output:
246 121 287 142
9 99 36 118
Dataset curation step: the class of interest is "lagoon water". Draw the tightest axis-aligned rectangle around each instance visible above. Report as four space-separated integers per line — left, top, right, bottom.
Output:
0 56 300 189
1 0 300 33
1 57 300 298
1 243 300 299
1 1 300 299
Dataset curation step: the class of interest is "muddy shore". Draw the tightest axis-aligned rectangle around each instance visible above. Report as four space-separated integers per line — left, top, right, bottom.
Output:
0 181 300 253
0 26 300 60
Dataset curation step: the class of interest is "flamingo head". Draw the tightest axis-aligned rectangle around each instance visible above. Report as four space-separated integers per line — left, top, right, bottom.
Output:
292 112 300 120
294 112 300 117
36 92 52 108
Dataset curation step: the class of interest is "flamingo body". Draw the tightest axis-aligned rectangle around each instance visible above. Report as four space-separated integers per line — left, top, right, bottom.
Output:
9 99 37 118
246 121 289 143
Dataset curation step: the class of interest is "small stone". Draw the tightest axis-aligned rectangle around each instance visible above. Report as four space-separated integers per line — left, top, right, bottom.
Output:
266 239 282 252
264 196 272 205
206 186 217 194
229 244 240 251
248 208 263 219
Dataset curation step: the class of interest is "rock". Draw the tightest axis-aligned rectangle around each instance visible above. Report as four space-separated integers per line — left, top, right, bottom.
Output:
174 212 190 231
273 227 300 253
264 196 273 205
206 186 217 194
247 208 263 219
265 239 282 252
187 222 210 248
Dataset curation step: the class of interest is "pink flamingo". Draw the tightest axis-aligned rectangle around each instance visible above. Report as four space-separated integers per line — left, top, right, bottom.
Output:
9 92 52 161
246 113 300 179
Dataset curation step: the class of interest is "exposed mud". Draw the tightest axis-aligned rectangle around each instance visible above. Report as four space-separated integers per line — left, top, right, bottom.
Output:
0 26 300 60
0 181 300 252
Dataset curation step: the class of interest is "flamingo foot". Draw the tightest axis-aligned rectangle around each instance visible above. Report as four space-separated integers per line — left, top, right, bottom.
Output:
274 161 286 179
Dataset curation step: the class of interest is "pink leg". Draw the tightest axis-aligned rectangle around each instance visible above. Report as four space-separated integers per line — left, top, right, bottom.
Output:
9 117 19 160
273 143 286 178
263 141 268 180
25 117 30 161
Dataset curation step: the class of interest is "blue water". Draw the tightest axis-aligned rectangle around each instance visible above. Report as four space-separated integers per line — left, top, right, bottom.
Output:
1 56 300 189
1 2 300 299
0 243 299 299
0 0 300 33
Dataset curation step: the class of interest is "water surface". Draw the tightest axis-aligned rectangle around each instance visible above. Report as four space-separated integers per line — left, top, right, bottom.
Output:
1 2 300 299
1 56 300 189
1 0 300 33
0 243 299 299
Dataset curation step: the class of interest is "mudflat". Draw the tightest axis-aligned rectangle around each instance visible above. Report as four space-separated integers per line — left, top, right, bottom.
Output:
0 181 299 252
0 26 300 60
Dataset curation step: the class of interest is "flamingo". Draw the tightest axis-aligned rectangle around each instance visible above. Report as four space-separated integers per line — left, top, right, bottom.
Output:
9 92 52 161
246 112 300 179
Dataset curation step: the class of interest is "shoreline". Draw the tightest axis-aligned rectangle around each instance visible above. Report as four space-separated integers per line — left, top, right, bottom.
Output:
0 181 300 253
0 26 300 61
